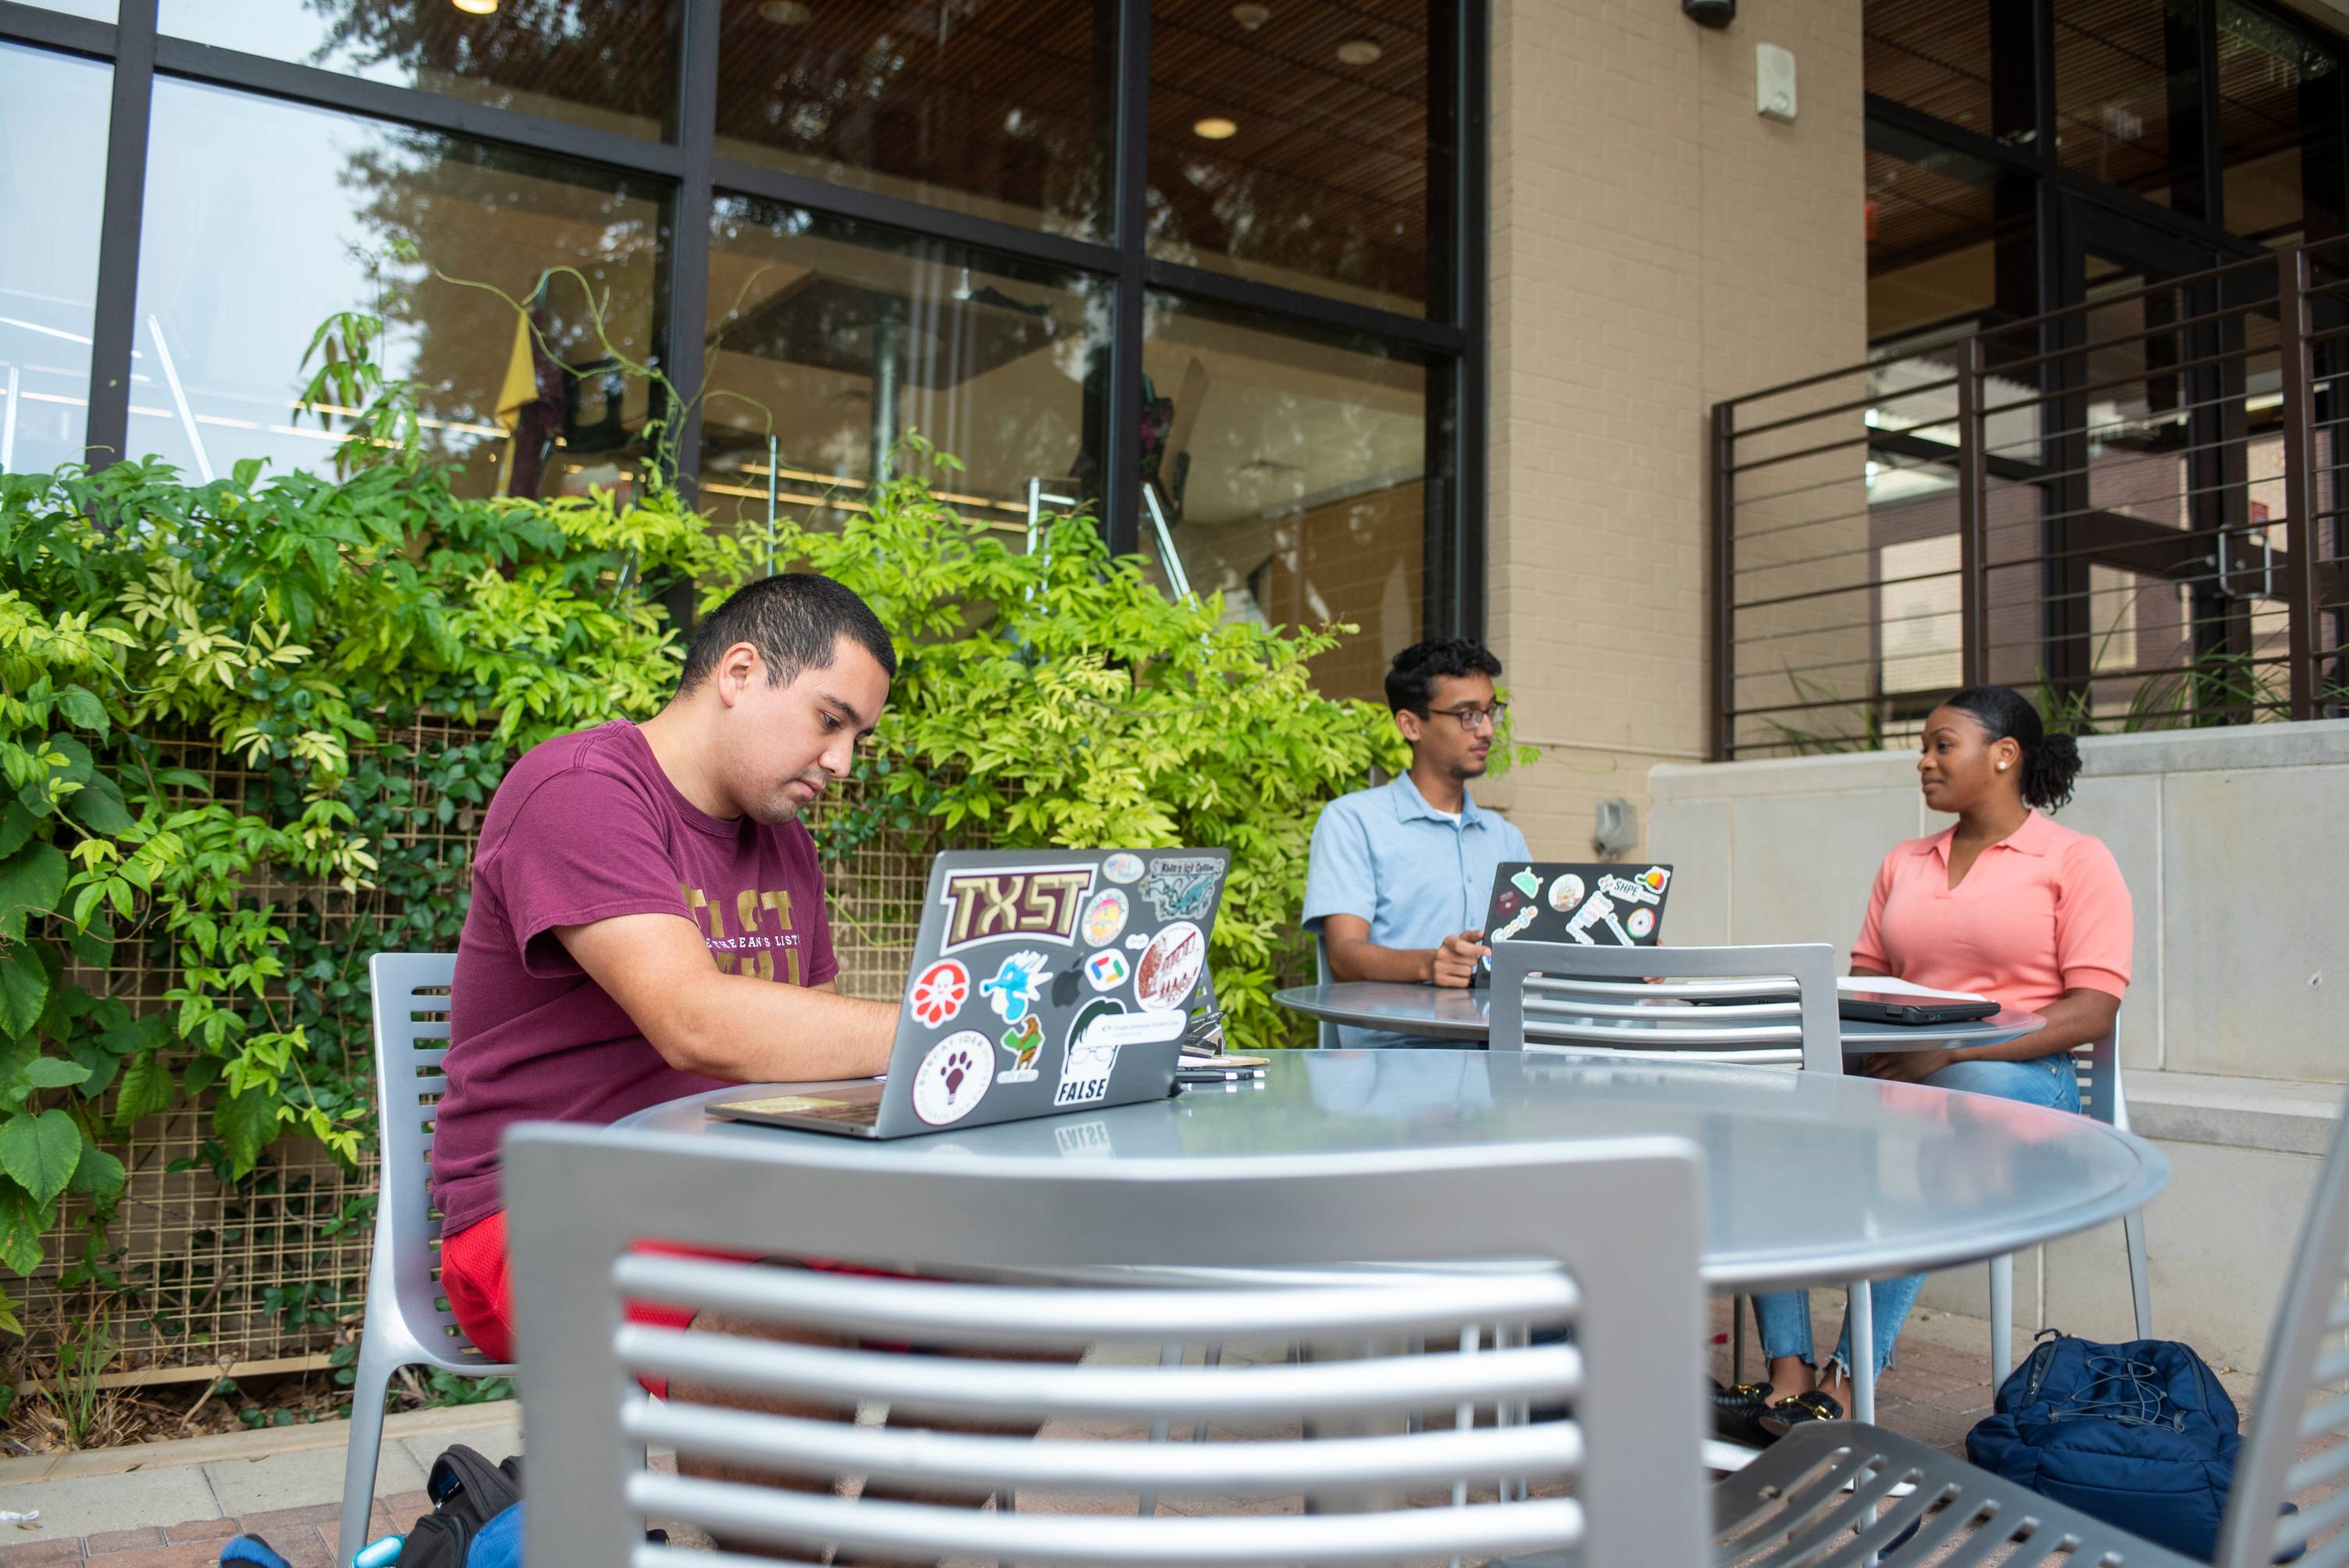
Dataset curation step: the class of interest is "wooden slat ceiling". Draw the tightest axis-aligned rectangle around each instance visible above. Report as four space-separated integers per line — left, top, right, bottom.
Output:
352 0 1429 306
1866 0 2337 270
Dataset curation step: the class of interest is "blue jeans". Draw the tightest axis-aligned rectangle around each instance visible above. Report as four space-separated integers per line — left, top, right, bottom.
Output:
1750 1053 2080 1381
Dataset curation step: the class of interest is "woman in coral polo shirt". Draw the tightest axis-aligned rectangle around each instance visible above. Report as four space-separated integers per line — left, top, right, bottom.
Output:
1741 684 2133 1439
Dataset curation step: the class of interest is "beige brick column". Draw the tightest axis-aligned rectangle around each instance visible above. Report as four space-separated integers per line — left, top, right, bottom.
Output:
1480 0 1869 857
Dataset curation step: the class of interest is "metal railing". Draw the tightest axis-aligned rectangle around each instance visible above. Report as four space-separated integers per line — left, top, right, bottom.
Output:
1710 235 2349 759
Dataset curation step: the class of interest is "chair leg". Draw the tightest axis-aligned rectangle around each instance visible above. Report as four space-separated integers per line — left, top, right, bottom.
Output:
1138 1340 1182 1517
338 1349 397 1568
1846 1281 1874 1427
1988 1253 2014 1385
1731 1295 1748 1386
2124 1210 2155 1338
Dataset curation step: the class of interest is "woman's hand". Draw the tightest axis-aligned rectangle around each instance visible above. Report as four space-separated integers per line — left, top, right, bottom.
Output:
1861 1048 1959 1083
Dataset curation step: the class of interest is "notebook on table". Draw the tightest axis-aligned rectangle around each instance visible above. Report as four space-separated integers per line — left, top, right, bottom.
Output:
705 848 1229 1139
1471 861 1675 986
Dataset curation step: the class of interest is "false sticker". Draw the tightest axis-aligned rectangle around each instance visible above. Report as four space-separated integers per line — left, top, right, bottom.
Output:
911 1031 994 1126
1103 852 1144 886
998 1014 1046 1082
979 950 1051 1025
1082 888 1131 947
1085 949 1131 991
1625 907 1656 940
1547 873 1585 913
1509 865 1542 900
1056 1007 1185 1107
1135 920 1207 1012
1142 857 1222 921
908 959 969 1028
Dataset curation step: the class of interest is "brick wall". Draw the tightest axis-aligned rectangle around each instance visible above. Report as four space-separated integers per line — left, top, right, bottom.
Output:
1477 0 1869 859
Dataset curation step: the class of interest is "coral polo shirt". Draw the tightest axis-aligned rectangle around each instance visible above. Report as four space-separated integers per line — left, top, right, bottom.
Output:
1850 810 2132 1016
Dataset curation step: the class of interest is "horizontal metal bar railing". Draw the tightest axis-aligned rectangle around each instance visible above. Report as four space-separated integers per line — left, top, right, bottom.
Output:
1711 239 2347 757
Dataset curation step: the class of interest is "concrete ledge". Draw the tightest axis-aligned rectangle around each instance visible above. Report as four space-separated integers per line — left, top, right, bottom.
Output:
0 1396 520 1487
2128 1070 2344 1156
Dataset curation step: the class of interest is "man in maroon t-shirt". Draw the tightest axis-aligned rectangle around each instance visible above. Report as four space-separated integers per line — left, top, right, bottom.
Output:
432 571 900 1360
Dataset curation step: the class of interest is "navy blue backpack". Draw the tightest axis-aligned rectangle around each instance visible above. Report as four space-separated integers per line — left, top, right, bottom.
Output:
1968 1331 2292 1561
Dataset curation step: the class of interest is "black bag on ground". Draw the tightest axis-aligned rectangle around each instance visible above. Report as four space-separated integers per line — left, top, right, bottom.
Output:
392 1444 523 1568
1966 1330 2294 1561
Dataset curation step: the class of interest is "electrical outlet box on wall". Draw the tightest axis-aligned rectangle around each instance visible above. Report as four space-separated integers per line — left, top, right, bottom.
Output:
1757 43 1798 123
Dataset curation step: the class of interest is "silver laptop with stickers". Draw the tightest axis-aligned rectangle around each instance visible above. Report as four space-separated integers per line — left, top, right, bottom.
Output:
704 847 1230 1139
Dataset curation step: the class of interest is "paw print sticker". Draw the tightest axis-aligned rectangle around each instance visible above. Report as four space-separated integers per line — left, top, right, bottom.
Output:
912 1030 995 1126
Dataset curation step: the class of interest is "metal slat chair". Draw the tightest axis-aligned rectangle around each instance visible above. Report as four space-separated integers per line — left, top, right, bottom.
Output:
337 953 516 1567
506 1122 1712 1567
1714 1080 2349 1568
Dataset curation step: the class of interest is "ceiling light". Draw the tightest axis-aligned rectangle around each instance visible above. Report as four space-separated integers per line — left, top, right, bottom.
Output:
1231 3 1271 29
451 0 497 13
1192 117 1239 140
758 0 812 20
1336 37 1382 65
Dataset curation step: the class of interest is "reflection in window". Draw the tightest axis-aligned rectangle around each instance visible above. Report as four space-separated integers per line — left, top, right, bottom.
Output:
17 0 113 16
157 0 672 141
1146 1 1432 315
1866 135 2034 344
2216 0 2342 244
2055 0 2201 208
712 0 1109 238
1866 0 2002 137
697 198 1105 541
130 80 662 497
0 43 109 475
1141 296 1427 702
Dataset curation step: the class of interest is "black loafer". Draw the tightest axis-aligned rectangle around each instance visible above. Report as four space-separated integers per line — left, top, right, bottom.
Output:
1710 1379 1777 1447
1757 1388 1845 1438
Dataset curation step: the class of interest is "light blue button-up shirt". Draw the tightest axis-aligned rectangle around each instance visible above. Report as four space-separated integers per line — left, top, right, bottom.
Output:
1303 773 1532 1046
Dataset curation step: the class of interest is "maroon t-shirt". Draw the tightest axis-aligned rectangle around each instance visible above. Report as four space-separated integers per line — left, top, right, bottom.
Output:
431 721 839 1238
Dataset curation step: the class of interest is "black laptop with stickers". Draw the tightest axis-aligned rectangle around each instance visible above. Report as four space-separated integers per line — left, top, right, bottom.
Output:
1470 861 1675 985
705 847 1229 1139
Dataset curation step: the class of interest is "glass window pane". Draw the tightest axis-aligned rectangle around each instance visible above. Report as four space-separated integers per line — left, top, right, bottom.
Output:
156 1 672 142
699 197 1107 538
2217 0 2342 244
713 0 1110 239
1146 2 1434 316
15 1 115 18
1867 133 2036 343
1866 0 2006 139
0 43 109 475
131 79 663 497
2055 0 2203 209
1142 294 1428 700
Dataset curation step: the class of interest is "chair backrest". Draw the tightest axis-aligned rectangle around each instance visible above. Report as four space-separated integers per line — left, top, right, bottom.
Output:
1311 928 1342 1048
508 1123 1711 1568
2215 1082 2349 1568
367 952 510 1373
1488 940 1843 1074
2069 1014 2125 1129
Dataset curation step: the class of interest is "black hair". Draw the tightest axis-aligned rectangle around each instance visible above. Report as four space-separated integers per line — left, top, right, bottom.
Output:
1384 638 1504 714
677 572 897 694
1941 684 2082 811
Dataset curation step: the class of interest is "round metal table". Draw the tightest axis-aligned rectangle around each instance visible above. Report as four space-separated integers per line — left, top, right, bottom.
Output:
1274 981 2047 1053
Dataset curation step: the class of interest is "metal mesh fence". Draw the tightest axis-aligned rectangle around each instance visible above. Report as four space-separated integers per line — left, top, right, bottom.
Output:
22 726 954 1382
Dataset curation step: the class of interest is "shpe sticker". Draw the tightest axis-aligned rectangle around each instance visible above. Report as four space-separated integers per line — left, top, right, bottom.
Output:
908 959 969 1028
912 1031 994 1125
1082 887 1130 947
1055 1008 1185 1107
1135 921 1207 1012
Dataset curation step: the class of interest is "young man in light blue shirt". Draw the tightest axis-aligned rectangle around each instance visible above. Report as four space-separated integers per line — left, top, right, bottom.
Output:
1303 639 1532 1046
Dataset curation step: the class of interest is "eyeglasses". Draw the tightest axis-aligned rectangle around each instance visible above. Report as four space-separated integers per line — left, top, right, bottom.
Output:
1423 703 1509 733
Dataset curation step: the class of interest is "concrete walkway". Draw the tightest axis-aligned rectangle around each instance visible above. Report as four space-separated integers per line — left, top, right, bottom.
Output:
0 1299 2271 1566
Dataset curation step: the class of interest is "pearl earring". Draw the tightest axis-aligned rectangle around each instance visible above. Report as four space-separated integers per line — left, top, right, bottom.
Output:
1997 761 2008 772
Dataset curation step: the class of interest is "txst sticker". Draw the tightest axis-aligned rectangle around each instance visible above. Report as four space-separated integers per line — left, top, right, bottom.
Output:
938 865 1096 954
1055 1005 1185 1107
912 1030 994 1125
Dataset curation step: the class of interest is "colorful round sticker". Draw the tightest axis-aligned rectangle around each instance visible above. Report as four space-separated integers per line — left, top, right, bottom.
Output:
911 1030 993 1126
1626 907 1656 939
1082 888 1130 947
1548 873 1585 913
1135 920 1207 1012
909 959 969 1028
1103 852 1144 885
